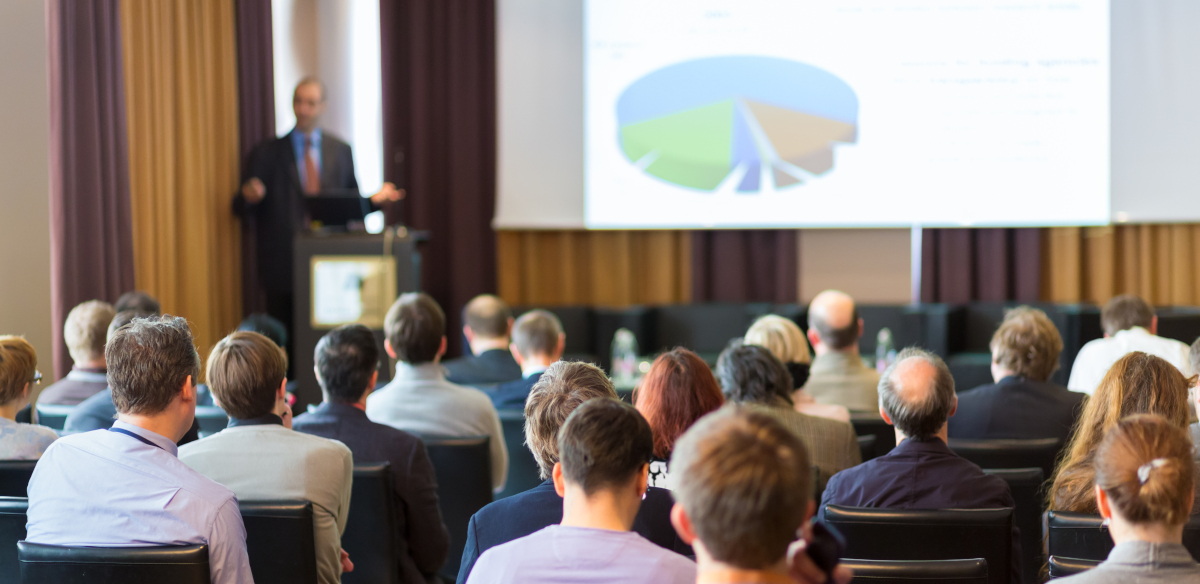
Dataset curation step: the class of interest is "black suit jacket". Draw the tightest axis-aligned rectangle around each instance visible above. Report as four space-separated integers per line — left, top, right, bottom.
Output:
487 372 542 409
294 402 450 582
233 130 360 293
442 349 523 386
456 479 691 583
948 376 1085 444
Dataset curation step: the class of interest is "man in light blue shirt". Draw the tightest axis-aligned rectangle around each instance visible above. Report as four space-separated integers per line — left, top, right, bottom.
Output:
26 315 253 584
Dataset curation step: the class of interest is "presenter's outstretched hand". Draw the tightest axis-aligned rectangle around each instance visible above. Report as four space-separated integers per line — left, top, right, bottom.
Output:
242 177 266 203
370 182 404 205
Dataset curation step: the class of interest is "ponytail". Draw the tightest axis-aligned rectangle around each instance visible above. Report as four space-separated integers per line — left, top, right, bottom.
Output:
1094 414 1194 526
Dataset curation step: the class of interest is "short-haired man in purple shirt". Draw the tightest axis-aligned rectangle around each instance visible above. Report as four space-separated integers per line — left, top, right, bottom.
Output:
466 398 695 584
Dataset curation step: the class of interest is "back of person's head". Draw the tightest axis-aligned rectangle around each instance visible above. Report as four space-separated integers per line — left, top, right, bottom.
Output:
745 314 811 365
463 294 511 340
315 324 380 403
207 331 287 419
64 300 117 365
114 291 161 315
558 398 653 495
384 292 445 364
878 347 956 440
524 361 617 479
671 406 812 570
1094 414 1195 526
1101 295 1154 337
807 290 860 350
106 315 199 415
715 341 794 406
0 336 37 406
990 306 1063 382
511 309 563 359
108 310 152 342
1191 337 1200 380
635 348 724 459
237 313 288 349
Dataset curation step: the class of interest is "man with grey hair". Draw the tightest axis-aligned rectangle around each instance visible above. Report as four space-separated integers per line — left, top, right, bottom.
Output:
488 309 565 409
819 347 1021 583
802 290 880 411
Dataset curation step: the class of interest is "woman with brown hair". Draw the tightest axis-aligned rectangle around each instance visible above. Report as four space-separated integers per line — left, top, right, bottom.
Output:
1053 414 1200 582
1049 351 1191 513
634 348 724 489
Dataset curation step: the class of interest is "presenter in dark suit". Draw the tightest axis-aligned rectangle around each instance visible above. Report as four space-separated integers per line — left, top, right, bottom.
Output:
233 77 402 340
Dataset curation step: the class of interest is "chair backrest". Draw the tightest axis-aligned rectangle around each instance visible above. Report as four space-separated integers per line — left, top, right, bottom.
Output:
842 558 988 583
18 541 210 584
982 468 1044 584
1048 555 1100 578
823 505 1013 584
0 497 29 584
424 436 494 580
947 437 1061 481
0 461 37 497
495 410 542 500
239 500 317 584
849 414 896 459
1046 511 1200 562
34 404 74 431
857 435 878 462
342 464 397 584
193 406 229 435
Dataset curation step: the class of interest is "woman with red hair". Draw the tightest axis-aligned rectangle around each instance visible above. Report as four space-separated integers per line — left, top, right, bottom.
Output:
634 348 725 489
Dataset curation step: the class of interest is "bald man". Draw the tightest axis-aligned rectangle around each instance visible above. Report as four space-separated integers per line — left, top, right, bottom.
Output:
443 295 523 386
802 290 880 411
819 348 1021 584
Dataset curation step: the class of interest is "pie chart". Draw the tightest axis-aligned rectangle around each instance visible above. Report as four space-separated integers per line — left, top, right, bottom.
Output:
617 56 858 193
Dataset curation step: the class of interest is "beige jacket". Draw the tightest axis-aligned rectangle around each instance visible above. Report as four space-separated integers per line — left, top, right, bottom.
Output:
803 351 881 412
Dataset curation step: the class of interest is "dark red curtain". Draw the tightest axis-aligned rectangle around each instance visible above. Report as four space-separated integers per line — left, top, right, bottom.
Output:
46 0 135 379
380 0 497 358
920 228 1041 303
235 0 276 316
691 230 798 303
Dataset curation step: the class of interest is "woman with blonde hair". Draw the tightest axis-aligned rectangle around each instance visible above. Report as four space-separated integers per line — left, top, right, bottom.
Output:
1049 351 1191 513
1054 414 1200 582
745 314 849 422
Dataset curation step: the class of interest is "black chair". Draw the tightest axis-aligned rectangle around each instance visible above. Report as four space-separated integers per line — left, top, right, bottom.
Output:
18 541 210 584
983 468 1044 584
948 437 1061 483
850 414 896 459
194 406 229 435
857 435 878 462
824 505 1013 584
843 558 988 583
34 404 73 431
1047 555 1100 578
495 410 542 500
1 497 28 583
653 303 769 363
425 436 494 580
0 461 36 497
239 500 317 584
342 464 397 584
1045 511 1200 562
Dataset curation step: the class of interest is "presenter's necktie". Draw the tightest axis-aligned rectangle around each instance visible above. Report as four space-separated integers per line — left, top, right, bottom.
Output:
303 136 320 195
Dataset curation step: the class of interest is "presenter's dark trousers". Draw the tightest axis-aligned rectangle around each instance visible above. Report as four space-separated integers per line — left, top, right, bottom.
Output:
265 291 295 378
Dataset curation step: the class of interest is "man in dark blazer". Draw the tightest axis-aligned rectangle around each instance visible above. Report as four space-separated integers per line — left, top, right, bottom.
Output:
443 295 523 386
949 307 1085 444
294 324 450 583
821 348 1021 584
488 309 564 410
456 361 689 584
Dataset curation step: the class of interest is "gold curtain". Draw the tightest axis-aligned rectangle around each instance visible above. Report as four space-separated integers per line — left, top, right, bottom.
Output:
496 230 692 306
1043 225 1200 306
121 0 242 365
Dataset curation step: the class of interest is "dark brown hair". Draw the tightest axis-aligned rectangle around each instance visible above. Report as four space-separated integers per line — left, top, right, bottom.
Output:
716 341 794 407
1094 414 1195 526
106 315 200 415
990 306 1063 382
1101 295 1154 337
384 293 445 364
636 348 724 459
207 331 287 419
463 294 511 339
0 336 37 405
524 361 617 479
808 306 860 350
558 398 654 495
315 324 380 404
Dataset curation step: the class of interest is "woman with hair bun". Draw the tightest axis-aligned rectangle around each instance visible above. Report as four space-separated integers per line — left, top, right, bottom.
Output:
1055 414 1200 582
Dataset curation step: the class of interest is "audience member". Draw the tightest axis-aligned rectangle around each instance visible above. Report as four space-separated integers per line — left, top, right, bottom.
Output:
294 324 450 582
1069 295 1192 395
1054 414 1200 583
803 290 880 411
949 306 1085 443
1190 338 1200 456
26 316 253 584
233 312 295 400
820 347 1021 583
717 342 859 494
466 398 696 584
367 292 508 491
443 294 522 385
746 314 850 422
634 348 724 489
0 336 57 458
671 406 853 584
489 309 564 409
457 361 689 584
113 290 162 315
1050 352 1190 514
180 331 353 584
37 300 115 405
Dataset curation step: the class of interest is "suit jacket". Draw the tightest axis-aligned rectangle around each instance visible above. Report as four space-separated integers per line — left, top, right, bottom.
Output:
63 388 199 445
487 372 543 410
294 402 450 582
948 376 1085 444
802 352 881 412
740 401 860 495
456 479 691 584
443 349 523 386
233 130 360 294
820 437 1021 584
37 368 108 405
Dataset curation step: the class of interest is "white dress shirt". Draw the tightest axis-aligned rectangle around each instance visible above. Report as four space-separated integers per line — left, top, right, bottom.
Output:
1067 327 1193 395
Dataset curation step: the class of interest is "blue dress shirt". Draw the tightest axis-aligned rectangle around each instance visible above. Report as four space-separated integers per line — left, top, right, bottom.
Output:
290 128 322 188
26 421 254 584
